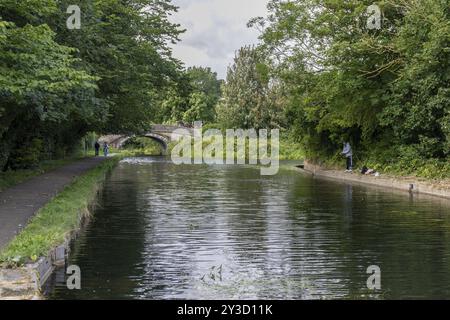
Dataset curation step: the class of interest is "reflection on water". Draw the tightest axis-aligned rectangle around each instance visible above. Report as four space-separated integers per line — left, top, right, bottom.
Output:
47 157 450 299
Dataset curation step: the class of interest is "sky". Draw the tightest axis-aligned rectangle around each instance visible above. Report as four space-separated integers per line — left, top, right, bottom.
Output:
170 0 269 79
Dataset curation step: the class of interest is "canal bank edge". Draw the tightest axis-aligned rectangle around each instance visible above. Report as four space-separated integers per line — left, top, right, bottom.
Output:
0 157 121 300
297 160 450 200
0 211 91 300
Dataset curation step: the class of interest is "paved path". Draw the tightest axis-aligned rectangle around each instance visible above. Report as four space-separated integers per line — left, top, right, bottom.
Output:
0 157 107 249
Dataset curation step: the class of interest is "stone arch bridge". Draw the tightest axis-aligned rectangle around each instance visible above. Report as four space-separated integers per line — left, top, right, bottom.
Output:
99 124 194 154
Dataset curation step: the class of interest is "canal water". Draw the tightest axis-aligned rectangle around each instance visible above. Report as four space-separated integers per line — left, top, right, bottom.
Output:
47 157 450 299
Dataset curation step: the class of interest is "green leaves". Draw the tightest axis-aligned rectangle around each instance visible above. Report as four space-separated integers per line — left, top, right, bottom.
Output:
0 0 58 25
183 92 210 124
155 66 222 124
0 21 98 123
253 0 450 167
216 46 284 130
1 1 184 170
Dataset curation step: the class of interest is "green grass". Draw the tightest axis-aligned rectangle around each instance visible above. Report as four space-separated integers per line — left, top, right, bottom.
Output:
317 150 450 181
0 157 120 266
0 158 81 192
361 157 450 180
166 134 304 161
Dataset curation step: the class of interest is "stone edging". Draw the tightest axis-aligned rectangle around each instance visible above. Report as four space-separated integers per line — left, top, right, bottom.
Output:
0 158 120 300
297 161 450 200
0 207 93 300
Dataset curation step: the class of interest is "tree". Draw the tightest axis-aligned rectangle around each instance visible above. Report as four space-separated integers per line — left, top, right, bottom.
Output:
184 67 222 123
0 0 186 169
156 66 223 124
50 0 184 133
250 0 450 165
183 92 209 124
0 19 99 169
216 46 284 130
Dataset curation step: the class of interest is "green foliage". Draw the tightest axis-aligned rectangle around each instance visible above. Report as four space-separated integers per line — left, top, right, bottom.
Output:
0 0 185 171
156 66 223 124
250 0 449 174
216 46 285 130
0 17 100 170
0 158 76 192
8 138 43 170
50 0 184 133
279 134 305 161
183 92 210 124
187 67 222 102
122 137 164 155
183 67 222 123
361 144 450 180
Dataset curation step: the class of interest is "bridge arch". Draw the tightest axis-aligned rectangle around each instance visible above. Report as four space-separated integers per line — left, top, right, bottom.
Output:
142 133 169 152
99 124 193 155
117 134 169 154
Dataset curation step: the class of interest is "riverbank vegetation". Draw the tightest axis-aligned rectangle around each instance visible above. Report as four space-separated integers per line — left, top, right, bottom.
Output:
0 132 105 191
0 158 79 192
0 157 120 266
0 0 183 171
1 0 448 179
122 137 165 156
170 1 448 175
247 0 449 178
212 0 449 178
0 0 229 173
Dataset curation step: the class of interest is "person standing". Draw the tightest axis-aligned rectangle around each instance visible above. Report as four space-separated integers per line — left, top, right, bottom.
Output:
94 141 100 156
103 142 109 157
341 142 353 172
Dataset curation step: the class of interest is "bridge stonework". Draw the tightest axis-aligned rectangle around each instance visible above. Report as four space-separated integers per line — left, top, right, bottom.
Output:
99 125 193 153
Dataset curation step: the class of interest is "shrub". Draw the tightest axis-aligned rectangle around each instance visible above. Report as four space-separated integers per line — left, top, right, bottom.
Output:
9 138 43 170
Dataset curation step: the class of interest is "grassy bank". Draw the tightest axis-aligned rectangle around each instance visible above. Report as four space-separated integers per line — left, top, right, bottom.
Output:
360 156 450 181
0 157 120 266
0 158 80 192
166 133 304 161
314 151 450 181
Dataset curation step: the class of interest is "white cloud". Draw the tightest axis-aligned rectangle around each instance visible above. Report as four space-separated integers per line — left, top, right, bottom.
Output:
170 0 268 79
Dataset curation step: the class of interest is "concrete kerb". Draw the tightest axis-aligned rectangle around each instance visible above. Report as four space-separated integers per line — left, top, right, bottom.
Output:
0 192 97 300
0 157 120 300
297 161 450 200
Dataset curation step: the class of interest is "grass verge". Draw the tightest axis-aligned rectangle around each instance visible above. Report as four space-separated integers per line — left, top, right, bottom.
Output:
316 153 450 181
0 157 121 267
166 135 304 161
0 157 87 192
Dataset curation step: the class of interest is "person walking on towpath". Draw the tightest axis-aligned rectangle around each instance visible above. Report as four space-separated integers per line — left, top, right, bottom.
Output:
103 142 109 157
95 141 100 156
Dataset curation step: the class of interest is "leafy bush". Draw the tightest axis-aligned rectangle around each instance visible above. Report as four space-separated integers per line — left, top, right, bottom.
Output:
8 138 43 170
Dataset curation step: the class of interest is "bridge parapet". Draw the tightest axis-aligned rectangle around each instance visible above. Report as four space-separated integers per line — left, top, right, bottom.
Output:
151 124 194 135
